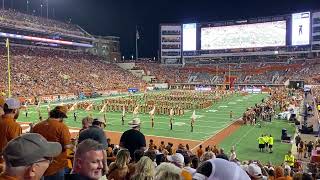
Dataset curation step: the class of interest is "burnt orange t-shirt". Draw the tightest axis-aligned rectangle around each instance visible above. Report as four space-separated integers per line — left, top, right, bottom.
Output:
32 119 71 176
0 173 18 180
197 148 204 158
0 115 22 153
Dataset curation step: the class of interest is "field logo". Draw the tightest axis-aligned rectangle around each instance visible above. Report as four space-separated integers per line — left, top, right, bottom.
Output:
206 109 218 113
218 105 228 108
173 122 185 126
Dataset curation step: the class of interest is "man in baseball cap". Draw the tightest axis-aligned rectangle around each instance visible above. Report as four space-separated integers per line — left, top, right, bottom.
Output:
78 117 108 149
0 133 62 180
0 98 22 161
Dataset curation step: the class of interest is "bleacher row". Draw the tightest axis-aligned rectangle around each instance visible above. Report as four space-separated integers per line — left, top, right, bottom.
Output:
0 9 87 37
0 45 146 97
136 60 320 85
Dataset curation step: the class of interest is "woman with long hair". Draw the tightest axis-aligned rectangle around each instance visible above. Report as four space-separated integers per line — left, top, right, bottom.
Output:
131 156 155 180
108 149 131 180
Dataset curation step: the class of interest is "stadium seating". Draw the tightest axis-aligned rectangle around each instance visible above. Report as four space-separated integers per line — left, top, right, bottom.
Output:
0 45 146 97
0 9 87 37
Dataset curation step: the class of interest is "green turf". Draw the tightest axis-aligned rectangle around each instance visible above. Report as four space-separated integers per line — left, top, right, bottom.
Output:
18 92 268 141
219 120 296 165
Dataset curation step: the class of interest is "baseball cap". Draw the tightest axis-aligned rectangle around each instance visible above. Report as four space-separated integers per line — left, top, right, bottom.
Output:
5 98 21 109
93 117 106 125
167 153 184 167
247 163 262 178
3 133 62 167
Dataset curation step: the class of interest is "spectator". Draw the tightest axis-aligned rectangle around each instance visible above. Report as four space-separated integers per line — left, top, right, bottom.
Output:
193 159 250 180
183 153 196 176
167 153 192 180
119 118 146 158
78 117 108 149
216 148 229 160
107 138 115 150
191 156 199 170
65 139 106 180
154 162 181 180
79 117 93 133
0 133 62 180
106 147 116 165
247 163 267 180
32 105 73 179
0 96 5 116
197 145 204 158
108 149 131 180
0 98 22 161
200 151 216 162
212 145 219 155
230 148 237 161
131 156 155 180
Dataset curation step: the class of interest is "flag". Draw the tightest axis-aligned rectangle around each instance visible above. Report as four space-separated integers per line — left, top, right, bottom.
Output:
149 106 155 116
69 102 78 111
136 29 140 40
85 103 93 111
191 110 196 120
170 108 174 117
122 105 126 116
133 105 139 115
100 104 107 113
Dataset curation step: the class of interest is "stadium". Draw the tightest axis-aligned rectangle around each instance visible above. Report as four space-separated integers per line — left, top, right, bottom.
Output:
0 1 320 180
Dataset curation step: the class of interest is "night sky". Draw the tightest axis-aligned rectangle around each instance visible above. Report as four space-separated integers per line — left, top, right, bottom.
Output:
10 0 320 58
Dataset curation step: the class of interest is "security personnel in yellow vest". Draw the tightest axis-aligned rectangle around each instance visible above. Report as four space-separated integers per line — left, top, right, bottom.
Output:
268 134 274 153
264 135 269 152
284 151 295 167
258 134 265 152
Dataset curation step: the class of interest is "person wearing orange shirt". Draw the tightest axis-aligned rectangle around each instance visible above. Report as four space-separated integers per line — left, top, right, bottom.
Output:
32 106 73 180
197 145 204 158
0 98 22 162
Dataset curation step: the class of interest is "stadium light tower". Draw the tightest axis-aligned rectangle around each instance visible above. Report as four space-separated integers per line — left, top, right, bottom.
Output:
26 0 29 13
46 0 49 19
40 4 43 17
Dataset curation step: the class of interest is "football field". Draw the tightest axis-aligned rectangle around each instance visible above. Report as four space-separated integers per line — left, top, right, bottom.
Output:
18 93 266 141
17 92 295 164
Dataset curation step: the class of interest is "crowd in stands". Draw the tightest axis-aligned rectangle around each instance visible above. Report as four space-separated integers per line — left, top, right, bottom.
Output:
138 59 320 85
0 45 146 97
0 9 87 37
0 95 319 180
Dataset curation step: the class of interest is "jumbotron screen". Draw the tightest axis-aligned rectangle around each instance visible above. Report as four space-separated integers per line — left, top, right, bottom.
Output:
183 23 197 51
201 21 286 50
292 12 310 46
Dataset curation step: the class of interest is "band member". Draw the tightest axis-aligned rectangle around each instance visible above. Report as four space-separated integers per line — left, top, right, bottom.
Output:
191 119 194 132
151 117 154 128
170 117 173 130
121 114 125 125
74 112 77 121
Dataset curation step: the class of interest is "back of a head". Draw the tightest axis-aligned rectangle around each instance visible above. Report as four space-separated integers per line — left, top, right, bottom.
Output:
155 162 182 180
115 149 130 168
132 156 155 180
134 149 145 163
